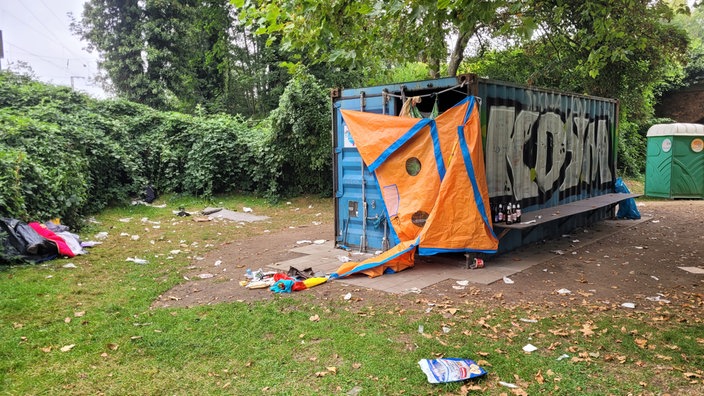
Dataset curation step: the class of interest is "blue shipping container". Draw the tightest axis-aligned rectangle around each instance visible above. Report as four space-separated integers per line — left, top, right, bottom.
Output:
332 74 619 253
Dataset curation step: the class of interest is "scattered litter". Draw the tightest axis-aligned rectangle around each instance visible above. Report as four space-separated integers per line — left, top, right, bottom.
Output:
452 285 465 290
678 267 704 274
418 358 486 384
126 257 148 265
403 288 422 294
312 221 322 226
243 207 253 213
286 202 292 205
418 325 424 334
344 292 352 300
346 386 363 396
522 343 538 353
130 235 140 241
635 246 644 250
245 280 272 289
313 239 326 245
651 220 660 223
170 250 181 255
94 232 108 240
498 381 519 389
551 250 565 255
646 295 670 303
337 255 351 263
503 276 514 284
556 288 572 295
81 241 102 247
374 250 383 255
557 354 570 361
519 318 538 323
120 232 130 237
521 219 537 224
621 302 636 309
456 280 469 286
296 240 312 245
62 263 77 269
198 273 214 279
572 239 580 243
469 257 484 269
214 260 222 267
650 275 659 281
118 217 132 223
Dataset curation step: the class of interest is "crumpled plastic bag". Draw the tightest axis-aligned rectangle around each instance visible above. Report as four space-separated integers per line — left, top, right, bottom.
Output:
418 358 486 383
270 279 294 293
615 178 641 220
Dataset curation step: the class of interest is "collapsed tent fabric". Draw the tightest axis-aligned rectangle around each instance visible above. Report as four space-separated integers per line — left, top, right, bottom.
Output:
29 222 76 258
0 218 59 263
331 96 498 278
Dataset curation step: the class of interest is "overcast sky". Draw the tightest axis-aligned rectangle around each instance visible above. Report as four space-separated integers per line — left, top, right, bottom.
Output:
0 0 106 98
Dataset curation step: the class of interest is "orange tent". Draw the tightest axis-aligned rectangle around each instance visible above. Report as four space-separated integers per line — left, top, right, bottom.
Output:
331 97 498 278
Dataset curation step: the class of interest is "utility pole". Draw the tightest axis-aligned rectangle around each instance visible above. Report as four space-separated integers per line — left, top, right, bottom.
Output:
70 76 85 89
0 30 4 71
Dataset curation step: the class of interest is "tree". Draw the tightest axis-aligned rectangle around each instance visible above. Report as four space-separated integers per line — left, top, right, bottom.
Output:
72 0 290 116
233 0 529 78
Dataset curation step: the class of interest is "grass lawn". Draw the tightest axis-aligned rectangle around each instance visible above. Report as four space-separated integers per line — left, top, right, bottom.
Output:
1 188 702 395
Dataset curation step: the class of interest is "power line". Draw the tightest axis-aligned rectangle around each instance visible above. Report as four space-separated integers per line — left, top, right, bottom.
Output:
12 3 84 60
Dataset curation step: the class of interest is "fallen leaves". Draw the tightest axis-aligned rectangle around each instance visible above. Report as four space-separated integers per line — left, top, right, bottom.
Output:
315 366 338 377
580 322 596 337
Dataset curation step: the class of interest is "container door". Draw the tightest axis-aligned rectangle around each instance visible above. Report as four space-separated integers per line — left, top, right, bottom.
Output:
645 136 673 198
670 136 704 198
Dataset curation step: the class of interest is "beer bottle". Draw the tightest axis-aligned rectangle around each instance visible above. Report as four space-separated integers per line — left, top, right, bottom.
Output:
497 204 504 223
516 203 522 223
505 203 513 225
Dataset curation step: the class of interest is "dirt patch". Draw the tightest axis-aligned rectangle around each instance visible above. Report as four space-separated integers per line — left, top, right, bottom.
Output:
153 200 704 309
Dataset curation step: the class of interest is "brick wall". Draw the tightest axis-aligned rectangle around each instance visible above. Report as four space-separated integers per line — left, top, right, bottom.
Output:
655 83 704 124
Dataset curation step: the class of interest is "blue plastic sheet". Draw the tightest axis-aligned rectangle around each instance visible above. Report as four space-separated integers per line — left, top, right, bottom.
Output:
615 178 641 220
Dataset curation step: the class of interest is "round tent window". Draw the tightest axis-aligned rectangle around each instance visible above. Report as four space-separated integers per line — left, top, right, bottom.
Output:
661 138 672 153
406 157 422 176
691 138 703 153
411 210 429 227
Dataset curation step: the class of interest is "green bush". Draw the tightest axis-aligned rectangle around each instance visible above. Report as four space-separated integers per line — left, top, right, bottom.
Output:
0 70 334 226
269 70 332 198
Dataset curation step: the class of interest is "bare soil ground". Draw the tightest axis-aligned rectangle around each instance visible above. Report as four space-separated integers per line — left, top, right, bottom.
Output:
153 200 704 310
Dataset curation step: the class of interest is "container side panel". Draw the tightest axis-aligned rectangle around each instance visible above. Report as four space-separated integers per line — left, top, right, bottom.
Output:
479 82 617 214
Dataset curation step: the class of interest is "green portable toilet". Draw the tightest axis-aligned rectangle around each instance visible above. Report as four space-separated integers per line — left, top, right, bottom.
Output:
645 123 704 199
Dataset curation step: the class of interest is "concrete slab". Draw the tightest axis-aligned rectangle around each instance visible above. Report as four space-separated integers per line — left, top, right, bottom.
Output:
269 216 650 294
678 267 704 274
207 209 269 222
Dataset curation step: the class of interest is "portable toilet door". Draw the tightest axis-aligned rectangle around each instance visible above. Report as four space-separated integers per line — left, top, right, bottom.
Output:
645 123 704 199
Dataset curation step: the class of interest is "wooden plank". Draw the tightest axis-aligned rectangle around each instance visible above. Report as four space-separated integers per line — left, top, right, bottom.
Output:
494 193 641 230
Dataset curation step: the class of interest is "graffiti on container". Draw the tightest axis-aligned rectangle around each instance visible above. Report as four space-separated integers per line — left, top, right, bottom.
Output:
484 94 614 202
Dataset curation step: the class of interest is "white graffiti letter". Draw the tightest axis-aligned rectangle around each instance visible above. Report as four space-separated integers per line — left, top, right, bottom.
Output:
535 112 566 192
485 106 516 197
